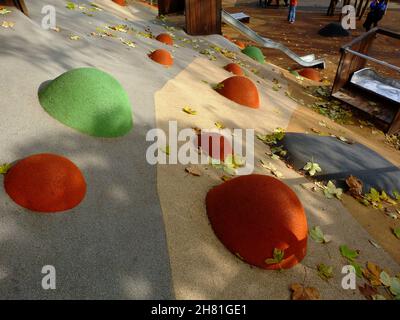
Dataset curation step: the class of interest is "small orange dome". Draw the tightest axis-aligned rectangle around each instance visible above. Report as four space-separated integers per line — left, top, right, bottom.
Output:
233 39 246 49
156 33 174 46
224 63 245 76
148 49 174 66
4 153 87 213
215 76 260 109
112 0 126 6
298 68 321 82
195 132 233 161
206 174 308 270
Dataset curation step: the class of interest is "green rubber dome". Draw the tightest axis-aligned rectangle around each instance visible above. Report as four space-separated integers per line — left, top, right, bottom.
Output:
242 46 265 64
38 68 133 137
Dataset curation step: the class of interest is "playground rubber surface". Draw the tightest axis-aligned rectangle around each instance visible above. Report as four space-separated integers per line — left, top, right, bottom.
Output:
0 0 399 300
280 133 400 197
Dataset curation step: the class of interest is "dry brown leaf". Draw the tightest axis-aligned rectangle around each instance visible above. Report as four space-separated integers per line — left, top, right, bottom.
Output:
346 175 363 198
185 166 201 177
358 283 378 299
290 283 320 300
221 175 232 182
362 262 382 286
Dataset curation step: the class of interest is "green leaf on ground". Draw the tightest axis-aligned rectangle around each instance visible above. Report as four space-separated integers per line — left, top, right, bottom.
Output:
265 248 284 265
380 271 392 287
323 181 343 200
317 263 333 281
393 228 400 239
0 163 12 174
351 262 363 278
182 106 197 115
303 160 322 176
66 2 76 10
310 226 330 244
0 8 12 15
340 245 359 262
390 277 400 296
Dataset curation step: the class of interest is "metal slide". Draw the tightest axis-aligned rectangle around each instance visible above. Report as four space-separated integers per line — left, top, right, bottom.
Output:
222 9 325 69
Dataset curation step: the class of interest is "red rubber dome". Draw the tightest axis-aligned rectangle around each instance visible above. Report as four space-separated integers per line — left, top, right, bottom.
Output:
4 153 87 213
215 76 260 109
224 63 245 76
206 174 308 269
298 68 321 82
148 49 174 66
156 33 174 46
195 132 233 161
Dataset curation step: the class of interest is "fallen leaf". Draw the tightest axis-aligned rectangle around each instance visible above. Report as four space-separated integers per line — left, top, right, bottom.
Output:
310 226 330 244
182 106 197 115
359 283 378 299
317 263 333 281
393 228 400 239
160 145 170 155
346 175 363 197
290 283 320 300
69 35 80 40
303 160 322 176
185 166 201 177
368 239 381 248
220 175 231 182
1 21 14 28
363 262 382 286
214 122 225 130
324 181 343 200
0 8 11 15
380 271 392 287
340 245 359 262
0 163 12 174
265 248 284 265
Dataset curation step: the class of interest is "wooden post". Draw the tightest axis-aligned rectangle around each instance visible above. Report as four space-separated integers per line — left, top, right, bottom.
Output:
158 0 185 15
185 0 221 35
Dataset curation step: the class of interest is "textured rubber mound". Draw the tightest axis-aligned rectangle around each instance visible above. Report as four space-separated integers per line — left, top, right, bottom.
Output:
206 174 308 270
149 49 174 66
38 68 133 138
156 33 174 46
112 0 126 6
318 23 350 37
280 132 400 197
216 76 260 109
242 46 265 64
299 68 321 82
224 63 245 76
4 153 87 213
196 132 233 161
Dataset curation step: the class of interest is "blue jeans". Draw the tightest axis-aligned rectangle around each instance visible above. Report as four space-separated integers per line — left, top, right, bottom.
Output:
288 5 297 22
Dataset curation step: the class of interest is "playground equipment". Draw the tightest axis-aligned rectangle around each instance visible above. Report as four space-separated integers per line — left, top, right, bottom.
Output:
157 1 325 68
159 0 221 35
0 0 28 15
332 27 400 134
221 10 325 68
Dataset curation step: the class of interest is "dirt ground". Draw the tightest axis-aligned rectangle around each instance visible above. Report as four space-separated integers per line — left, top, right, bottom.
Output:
222 0 400 82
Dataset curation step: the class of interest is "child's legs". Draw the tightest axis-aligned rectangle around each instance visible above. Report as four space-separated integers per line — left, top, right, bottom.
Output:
288 5 296 21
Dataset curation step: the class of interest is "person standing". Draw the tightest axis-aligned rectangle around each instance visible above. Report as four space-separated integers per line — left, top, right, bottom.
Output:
288 0 298 24
363 0 388 31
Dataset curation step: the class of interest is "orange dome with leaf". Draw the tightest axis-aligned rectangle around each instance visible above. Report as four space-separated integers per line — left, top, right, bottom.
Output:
206 174 308 270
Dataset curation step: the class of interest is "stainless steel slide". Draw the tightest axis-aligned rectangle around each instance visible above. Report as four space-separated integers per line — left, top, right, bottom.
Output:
222 9 325 69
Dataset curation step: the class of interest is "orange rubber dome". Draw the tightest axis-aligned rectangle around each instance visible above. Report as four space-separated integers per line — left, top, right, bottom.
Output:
156 33 174 46
112 0 126 6
148 49 174 66
224 63 245 76
206 174 308 270
215 76 260 109
4 153 87 213
196 132 233 161
233 40 246 49
298 68 321 82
